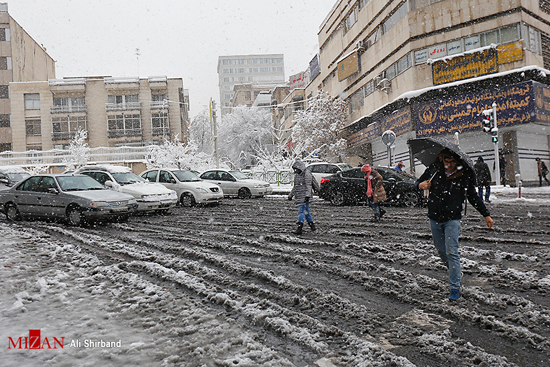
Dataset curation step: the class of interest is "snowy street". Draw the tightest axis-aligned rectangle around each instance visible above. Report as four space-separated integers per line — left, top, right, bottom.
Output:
1 187 549 366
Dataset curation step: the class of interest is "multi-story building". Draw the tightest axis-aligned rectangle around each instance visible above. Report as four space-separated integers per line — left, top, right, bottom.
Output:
0 3 56 153
9 76 188 151
231 83 275 109
305 0 550 185
218 54 285 115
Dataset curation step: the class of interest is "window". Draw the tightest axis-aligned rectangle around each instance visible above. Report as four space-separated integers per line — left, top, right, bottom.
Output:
0 28 4 41
383 1 409 34
52 116 87 140
0 143 11 152
396 53 411 74
0 114 9 127
349 89 364 113
364 80 374 96
344 4 359 32
480 30 499 46
53 96 86 112
522 23 542 54
25 94 41 109
152 112 169 136
245 91 251 101
501 24 520 43
107 114 142 137
25 119 41 136
385 63 397 80
0 85 7 99
152 93 166 102
0 57 11 70
159 171 174 183
464 35 480 51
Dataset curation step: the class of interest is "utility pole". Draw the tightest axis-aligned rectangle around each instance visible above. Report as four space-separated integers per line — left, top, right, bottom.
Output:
210 99 219 168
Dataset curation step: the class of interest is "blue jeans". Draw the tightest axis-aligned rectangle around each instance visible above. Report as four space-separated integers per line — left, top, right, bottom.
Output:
298 203 313 223
430 219 461 290
366 197 380 217
478 184 490 201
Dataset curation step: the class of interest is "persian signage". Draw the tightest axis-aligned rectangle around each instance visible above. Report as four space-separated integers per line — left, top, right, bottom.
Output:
534 81 550 125
289 71 309 90
337 51 359 81
309 54 320 80
378 107 412 137
348 122 380 147
497 41 523 65
413 81 536 137
432 47 497 85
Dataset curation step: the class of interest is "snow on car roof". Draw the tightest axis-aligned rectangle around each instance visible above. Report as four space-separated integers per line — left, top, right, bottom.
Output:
77 164 132 173
0 166 28 174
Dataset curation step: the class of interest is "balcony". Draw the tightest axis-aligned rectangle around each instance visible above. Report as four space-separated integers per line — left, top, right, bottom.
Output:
107 129 143 138
50 105 88 114
152 127 171 137
150 101 168 109
52 131 77 141
105 102 141 111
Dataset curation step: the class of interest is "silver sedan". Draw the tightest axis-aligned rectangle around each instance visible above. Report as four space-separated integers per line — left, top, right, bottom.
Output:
0 174 138 226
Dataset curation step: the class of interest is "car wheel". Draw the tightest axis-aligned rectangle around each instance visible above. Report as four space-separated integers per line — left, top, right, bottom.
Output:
67 205 83 226
180 193 196 207
5 203 21 221
238 187 252 199
400 191 419 207
330 191 346 206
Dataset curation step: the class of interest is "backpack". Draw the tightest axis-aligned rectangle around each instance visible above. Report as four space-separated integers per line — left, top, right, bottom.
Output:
542 161 549 175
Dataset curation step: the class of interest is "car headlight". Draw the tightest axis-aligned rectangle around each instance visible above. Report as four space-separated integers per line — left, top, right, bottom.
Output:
141 194 154 200
196 187 208 193
91 201 109 207
170 191 177 198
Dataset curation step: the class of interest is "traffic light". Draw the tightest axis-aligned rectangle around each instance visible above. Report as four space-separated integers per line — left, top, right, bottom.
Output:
481 109 493 133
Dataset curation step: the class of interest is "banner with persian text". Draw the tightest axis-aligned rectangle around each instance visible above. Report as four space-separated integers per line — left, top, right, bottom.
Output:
413 81 536 137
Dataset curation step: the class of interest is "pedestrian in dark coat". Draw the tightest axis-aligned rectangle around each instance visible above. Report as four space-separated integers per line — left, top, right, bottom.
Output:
536 158 550 186
361 164 387 222
288 160 315 234
474 156 491 202
416 151 493 301
493 154 507 185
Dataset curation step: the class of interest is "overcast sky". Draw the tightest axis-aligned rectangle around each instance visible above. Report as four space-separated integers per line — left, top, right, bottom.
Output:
8 0 337 119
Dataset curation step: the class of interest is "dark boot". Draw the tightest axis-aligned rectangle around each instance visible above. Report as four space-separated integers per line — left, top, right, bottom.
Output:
294 222 303 235
379 208 386 218
308 222 316 232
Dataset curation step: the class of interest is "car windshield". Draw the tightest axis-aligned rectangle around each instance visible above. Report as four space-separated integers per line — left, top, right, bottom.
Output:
173 170 201 182
6 172 31 181
57 175 105 191
229 171 247 179
338 164 353 171
111 172 146 185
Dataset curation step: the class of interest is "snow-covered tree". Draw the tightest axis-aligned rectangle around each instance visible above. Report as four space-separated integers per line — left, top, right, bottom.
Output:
290 91 349 162
145 135 219 172
218 106 275 167
62 129 90 171
188 109 213 154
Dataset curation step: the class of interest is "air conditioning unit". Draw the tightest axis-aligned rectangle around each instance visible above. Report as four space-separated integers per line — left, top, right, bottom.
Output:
378 78 392 93
356 40 365 51
373 74 384 87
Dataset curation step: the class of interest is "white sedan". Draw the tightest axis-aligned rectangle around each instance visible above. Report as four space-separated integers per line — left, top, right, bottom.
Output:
199 169 272 198
141 169 223 207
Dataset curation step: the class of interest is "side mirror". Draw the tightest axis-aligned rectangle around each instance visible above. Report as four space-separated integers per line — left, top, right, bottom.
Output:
170 178 176 184
0 178 8 184
48 188 59 194
105 180 113 188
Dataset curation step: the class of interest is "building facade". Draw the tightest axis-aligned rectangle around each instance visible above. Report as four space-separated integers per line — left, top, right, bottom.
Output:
9 76 188 151
217 54 285 115
0 3 56 153
305 0 550 185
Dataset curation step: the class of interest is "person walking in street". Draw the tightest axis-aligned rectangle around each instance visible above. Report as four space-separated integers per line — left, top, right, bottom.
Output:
536 157 550 186
474 156 492 203
395 161 405 171
416 151 493 301
361 164 387 222
288 160 315 235
493 153 507 186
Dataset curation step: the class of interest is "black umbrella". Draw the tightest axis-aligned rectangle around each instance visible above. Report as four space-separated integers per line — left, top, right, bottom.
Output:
407 136 475 176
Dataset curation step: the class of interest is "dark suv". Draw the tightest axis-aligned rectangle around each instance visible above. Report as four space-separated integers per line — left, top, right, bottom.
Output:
318 166 424 207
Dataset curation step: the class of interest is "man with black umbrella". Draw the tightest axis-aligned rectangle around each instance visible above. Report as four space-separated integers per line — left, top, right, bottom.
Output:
416 149 493 301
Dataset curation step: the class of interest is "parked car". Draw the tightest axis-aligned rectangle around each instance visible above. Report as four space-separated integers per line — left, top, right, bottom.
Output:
0 166 31 190
0 174 138 225
306 162 353 193
74 165 178 212
199 169 273 198
141 168 223 207
319 166 424 207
